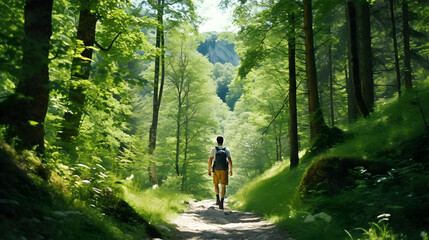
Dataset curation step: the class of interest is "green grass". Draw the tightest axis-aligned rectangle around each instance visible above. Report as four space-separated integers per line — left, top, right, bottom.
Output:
229 79 429 240
346 222 397 240
124 185 192 225
230 159 302 216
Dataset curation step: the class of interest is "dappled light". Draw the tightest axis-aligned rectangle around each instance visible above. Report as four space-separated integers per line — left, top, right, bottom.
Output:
171 199 290 239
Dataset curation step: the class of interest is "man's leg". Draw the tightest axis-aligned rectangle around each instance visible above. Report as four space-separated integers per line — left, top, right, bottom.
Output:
213 170 220 205
219 184 226 209
219 172 227 209
220 184 226 199
214 184 220 205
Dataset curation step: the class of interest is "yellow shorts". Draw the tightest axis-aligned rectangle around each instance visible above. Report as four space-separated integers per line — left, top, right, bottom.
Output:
213 169 228 185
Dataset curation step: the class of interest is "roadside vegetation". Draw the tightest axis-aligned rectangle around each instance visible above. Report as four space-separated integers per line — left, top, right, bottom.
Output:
230 80 429 240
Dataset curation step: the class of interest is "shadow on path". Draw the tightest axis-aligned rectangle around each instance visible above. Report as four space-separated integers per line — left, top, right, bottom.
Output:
170 199 291 240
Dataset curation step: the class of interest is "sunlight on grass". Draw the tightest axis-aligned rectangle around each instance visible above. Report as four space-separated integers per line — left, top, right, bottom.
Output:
123 186 192 225
229 83 429 240
230 158 309 220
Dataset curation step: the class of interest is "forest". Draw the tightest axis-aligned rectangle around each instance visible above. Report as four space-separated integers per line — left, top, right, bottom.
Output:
0 0 428 239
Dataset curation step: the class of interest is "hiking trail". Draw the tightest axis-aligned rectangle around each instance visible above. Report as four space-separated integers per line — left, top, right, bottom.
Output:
170 199 292 240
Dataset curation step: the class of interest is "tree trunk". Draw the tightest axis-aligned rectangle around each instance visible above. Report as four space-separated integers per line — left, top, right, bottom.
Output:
181 113 189 191
279 127 282 161
358 1 374 111
389 0 401 96
275 133 279 162
59 9 97 143
402 0 412 89
348 1 370 118
2 0 53 153
148 0 165 185
303 0 327 141
273 124 281 162
289 11 299 169
328 26 335 126
175 98 182 176
345 5 359 122
346 64 358 122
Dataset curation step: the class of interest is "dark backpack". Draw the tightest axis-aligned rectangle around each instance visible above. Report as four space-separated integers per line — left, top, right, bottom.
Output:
214 146 228 170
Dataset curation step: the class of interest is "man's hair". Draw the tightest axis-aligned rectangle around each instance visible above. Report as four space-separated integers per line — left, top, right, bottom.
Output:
216 136 224 145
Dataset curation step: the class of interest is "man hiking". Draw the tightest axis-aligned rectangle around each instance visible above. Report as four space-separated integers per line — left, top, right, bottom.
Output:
208 136 232 210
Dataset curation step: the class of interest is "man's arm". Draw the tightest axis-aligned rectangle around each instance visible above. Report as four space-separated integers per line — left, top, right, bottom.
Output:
208 156 214 176
228 157 232 176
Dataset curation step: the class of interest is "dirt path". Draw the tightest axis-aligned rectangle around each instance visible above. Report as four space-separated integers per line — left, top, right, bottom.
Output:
170 199 292 240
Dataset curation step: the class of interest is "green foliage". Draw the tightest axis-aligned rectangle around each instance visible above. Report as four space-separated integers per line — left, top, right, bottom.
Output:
2 0 429 238
229 80 429 239
0 142 157 240
212 62 236 103
132 22 223 197
0 0 24 90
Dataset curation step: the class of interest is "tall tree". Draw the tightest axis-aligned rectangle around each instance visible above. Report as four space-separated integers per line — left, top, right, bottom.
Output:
389 0 401 96
402 0 412 89
146 0 195 185
358 0 374 111
346 64 359 122
345 6 359 122
328 26 335 126
348 1 370 118
164 25 212 177
303 0 328 140
288 9 299 169
0 0 53 153
148 0 165 185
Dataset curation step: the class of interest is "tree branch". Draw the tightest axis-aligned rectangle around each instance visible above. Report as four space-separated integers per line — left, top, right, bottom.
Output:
95 32 122 52
262 81 302 136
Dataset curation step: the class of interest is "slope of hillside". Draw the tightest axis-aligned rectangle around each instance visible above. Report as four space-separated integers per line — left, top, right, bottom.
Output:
0 143 163 240
230 81 429 240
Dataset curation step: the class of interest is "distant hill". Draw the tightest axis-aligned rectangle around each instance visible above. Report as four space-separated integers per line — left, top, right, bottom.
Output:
197 32 239 66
